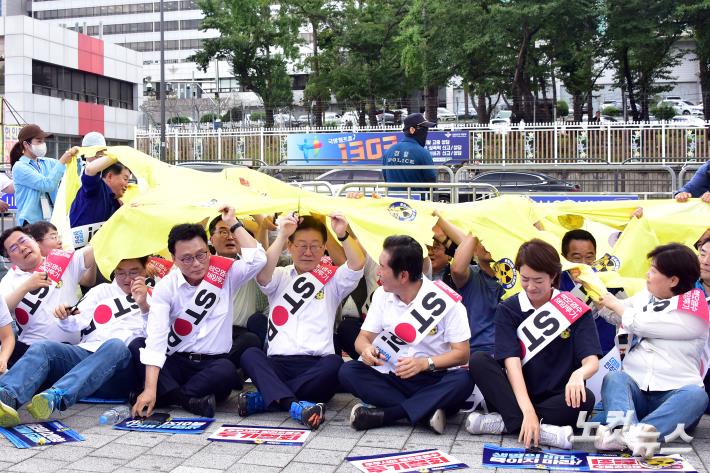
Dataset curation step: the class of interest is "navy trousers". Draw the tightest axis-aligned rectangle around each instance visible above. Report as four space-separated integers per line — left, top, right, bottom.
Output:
129 337 238 402
240 347 343 408
338 360 474 424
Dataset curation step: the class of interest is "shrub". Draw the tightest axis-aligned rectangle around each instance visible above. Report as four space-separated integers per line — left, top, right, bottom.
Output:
650 103 676 120
556 101 569 117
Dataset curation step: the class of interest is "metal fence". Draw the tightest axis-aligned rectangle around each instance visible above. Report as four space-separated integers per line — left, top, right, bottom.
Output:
135 121 710 165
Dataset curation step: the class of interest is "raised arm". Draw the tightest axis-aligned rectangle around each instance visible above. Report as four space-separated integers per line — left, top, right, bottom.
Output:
256 213 298 286
330 212 365 271
451 233 476 289
83 154 117 177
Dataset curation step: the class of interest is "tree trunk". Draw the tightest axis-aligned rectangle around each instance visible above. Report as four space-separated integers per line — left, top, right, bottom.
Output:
476 93 489 124
621 48 639 121
463 83 470 119
312 21 323 127
586 94 593 122
265 108 274 128
573 93 583 122
425 84 438 123
367 96 378 126
358 101 367 126
512 24 536 123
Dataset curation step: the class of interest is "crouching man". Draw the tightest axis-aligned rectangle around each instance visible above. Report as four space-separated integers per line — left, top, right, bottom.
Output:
0 257 150 427
131 206 266 418
338 235 473 434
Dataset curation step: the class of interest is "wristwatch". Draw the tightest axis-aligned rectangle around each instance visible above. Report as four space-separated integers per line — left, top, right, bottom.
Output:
427 357 436 371
229 221 244 233
337 231 350 242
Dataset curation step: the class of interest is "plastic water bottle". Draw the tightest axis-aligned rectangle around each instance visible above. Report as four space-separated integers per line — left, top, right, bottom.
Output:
98 405 131 425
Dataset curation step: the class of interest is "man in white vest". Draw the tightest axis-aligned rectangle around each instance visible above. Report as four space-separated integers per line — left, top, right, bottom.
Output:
0 226 95 367
0 257 150 427
130 205 267 418
338 235 473 434
237 212 364 429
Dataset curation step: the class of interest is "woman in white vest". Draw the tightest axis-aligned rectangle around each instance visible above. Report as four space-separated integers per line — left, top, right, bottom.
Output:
595 243 709 457
467 239 601 450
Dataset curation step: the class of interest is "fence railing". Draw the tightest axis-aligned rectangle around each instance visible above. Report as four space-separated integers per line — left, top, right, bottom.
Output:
135 121 710 165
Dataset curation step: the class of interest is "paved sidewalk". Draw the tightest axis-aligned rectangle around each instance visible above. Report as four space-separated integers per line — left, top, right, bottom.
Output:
1 391 708 473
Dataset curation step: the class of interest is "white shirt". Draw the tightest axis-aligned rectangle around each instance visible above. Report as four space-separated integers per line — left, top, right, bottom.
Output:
363 280 471 360
232 279 261 327
0 248 88 345
0 296 12 327
619 290 708 390
259 263 363 356
58 280 149 352
140 246 266 368
341 255 379 318
0 173 12 197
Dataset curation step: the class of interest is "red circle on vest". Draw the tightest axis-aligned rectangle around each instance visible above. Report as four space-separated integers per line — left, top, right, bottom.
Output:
272 306 289 326
94 305 113 324
394 323 416 343
15 308 29 326
519 339 527 358
174 318 193 336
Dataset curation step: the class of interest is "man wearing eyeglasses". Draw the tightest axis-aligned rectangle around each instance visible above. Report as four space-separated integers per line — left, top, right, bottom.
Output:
0 227 95 368
236 212 365 430
0 257 149 427
382 112 437 186
207 214 268 376
130 205 267 418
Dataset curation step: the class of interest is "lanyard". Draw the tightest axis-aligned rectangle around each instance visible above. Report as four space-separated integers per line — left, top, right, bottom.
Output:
29 159 42 173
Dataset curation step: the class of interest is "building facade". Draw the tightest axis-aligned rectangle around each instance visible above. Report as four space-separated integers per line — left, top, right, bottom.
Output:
1 14 142 163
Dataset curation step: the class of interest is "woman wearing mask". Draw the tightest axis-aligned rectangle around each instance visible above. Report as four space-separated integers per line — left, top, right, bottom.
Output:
9 124 78 225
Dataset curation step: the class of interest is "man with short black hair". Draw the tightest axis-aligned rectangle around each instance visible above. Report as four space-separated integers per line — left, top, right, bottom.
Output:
69 151 131 249
237 212 365 430
0 257 150 427
559 229 616 355
0 226 95 367
338 235 473 434
130 206 266 418
207 215 264 369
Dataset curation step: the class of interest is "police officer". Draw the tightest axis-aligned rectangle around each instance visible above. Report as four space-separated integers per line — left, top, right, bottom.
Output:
382 113 437 185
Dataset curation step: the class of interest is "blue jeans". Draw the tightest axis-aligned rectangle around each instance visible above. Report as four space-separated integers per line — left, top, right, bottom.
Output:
598 371 708 438
0 338 135 410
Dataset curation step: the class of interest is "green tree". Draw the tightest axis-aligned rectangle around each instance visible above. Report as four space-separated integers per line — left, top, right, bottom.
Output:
605 0 686 121
192 0 300 127
399 0 454 123
679 0 710 120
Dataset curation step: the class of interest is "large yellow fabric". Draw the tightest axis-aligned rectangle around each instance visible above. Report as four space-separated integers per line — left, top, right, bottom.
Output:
56 146 707 297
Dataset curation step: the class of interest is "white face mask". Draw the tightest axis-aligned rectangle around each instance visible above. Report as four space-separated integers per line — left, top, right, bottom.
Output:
31 143 47 158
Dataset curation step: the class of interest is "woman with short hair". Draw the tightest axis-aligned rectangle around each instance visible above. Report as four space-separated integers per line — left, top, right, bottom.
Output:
596 243 709 457
467 239 601 450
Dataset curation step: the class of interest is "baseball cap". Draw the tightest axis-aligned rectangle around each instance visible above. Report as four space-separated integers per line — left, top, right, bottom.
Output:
82 131 106 148
403 112 436 130
17 124 52 143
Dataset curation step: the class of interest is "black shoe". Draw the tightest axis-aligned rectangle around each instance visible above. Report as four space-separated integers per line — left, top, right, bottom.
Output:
184 394 216 418
349 403 385 431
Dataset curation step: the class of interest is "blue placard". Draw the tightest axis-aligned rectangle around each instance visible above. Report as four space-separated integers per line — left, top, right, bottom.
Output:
287 131 469 165
482 444 588 470
113 417 213 434
1 193 15 210
0 421 84 448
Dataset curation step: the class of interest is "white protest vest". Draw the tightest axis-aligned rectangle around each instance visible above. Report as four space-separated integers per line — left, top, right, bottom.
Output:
639 288 710 377
70 222 104 249
266 263 337 352
517 291 591 366
372 278 462 372
165 255 234 354
80 291 142 339
15 249 74 333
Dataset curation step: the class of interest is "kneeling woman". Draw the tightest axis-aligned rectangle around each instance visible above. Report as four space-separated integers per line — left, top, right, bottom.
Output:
595 243 709 457
467 239 601 449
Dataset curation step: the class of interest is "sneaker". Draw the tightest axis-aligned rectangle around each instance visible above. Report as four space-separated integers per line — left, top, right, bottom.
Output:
27 388 63 421
184 394 216 418
465 412 505 435
349 403 384 431
237 391 266 417
595 424 626 451
289 401 326 430
623 423 658 459
0 389 20 428
429 408 446 435
539 424 573 450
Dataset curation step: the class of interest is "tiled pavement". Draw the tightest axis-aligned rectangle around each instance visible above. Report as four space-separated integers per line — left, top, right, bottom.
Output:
1 391 708 473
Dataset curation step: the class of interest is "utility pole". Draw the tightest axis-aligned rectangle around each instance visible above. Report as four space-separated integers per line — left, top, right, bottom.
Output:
159 0 166 161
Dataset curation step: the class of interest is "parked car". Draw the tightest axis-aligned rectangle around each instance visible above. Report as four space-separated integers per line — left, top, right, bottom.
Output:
323 112 341 125
689 103 704 116
376 111 395 125
669 115 705 128
340 111 360 127
466 171 580 193
657 99 695 115
437 107 456 122
297 114 311 126
314 168 383 195
273 113 300 127
489 117 511 132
